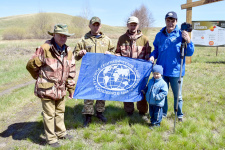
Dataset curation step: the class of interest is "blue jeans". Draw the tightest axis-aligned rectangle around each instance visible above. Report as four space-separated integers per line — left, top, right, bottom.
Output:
163 76 183 118
149 105 163 126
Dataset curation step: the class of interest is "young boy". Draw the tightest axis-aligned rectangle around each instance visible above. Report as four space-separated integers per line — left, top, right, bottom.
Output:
145 65 168 128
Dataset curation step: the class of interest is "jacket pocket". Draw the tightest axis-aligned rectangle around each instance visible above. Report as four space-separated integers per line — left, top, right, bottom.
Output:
37 82 58 100
136 46 146 59
120 45 131 57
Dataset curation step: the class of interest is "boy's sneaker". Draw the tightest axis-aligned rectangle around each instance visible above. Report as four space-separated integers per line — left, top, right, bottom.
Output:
162 115 167 118
49 142 61 148
149 124 159 130
178 118 183 122
59 134 74 141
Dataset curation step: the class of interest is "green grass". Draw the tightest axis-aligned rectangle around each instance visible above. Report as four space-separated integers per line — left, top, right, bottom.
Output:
0 30 225 149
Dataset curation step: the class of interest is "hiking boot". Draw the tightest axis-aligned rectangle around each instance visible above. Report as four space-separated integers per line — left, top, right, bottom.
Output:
83 114 92 127
49 142 60 148
59 134 74 141
127 112 133 117
139 111 145 116
96 111 107 123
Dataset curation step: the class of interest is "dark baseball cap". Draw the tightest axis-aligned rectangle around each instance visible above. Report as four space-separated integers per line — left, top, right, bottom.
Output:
165 11 177 20
89 16 101 25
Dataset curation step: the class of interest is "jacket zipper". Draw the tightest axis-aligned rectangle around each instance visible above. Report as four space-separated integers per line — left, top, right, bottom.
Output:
149 79 155 104
95 39 97 53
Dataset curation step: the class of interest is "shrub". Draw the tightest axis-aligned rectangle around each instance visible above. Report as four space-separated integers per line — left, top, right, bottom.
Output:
2 27 26 40
29 12 53 39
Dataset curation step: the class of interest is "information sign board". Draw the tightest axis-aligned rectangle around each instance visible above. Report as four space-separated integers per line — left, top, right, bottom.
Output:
191 21 225 47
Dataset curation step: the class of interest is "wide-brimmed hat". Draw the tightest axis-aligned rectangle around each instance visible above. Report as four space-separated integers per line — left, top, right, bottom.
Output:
48 24 74 37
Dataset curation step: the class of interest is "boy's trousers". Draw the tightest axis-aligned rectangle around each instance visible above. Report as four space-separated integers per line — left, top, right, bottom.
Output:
149 104 163 126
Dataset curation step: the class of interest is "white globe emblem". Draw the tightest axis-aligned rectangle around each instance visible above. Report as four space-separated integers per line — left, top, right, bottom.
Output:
96 64 137 91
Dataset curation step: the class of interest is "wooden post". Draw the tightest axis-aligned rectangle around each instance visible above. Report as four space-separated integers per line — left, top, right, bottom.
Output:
216 47 218 56
181 0 224 64
186 0 192 64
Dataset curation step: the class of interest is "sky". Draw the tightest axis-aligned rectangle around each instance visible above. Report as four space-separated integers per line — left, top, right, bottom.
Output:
0 0 225 27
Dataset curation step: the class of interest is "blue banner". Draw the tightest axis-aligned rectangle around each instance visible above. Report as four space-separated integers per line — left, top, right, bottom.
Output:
73 52 153 102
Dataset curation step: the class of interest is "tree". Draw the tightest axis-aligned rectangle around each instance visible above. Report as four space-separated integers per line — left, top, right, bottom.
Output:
129 5 155 33
30 12 53 39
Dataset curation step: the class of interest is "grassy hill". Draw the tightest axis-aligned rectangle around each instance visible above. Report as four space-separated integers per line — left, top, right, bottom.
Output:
0 13 127 39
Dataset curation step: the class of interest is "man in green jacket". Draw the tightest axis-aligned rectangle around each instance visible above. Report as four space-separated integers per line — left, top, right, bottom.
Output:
75 16 115 127
115 16 152 117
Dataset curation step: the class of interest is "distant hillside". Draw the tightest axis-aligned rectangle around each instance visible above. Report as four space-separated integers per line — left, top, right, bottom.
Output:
0 13 126 40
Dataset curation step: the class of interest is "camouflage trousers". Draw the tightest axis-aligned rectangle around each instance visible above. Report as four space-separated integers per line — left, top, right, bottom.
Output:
82 99 105 115
123 96 148 114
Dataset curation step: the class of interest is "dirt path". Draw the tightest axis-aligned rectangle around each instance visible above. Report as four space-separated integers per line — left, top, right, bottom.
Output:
0 67 80 149
0 99 43 149
0 80 35 97
0 79 42 149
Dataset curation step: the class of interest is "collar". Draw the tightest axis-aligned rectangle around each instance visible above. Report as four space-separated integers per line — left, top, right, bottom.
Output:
125 30 143 40
155 77 163 82
162 25 179 36
55 42 66 52
87 31 103 39
50 38 67 55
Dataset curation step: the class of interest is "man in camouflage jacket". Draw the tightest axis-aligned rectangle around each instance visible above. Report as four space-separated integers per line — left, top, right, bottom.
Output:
75 16 115 127
115 16 151 117
26 24 76 148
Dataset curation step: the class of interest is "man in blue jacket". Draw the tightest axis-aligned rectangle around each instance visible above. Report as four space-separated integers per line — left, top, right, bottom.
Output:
149 11 194 122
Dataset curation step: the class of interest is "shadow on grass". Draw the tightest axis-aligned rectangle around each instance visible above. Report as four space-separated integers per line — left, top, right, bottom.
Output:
0 103 149 146
66 103 149 129
0 121 46 145
206 61 225 64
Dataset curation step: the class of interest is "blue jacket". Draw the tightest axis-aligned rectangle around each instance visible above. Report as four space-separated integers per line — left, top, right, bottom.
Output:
146 77 168 107
150 25 194 77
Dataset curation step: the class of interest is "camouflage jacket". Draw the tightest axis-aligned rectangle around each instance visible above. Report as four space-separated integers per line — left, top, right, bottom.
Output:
74 31 115 60
115 30 151 60
26 38 76 100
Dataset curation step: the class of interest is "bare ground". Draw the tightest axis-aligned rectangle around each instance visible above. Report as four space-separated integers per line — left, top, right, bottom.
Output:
0 95 44 149
0 67 81 149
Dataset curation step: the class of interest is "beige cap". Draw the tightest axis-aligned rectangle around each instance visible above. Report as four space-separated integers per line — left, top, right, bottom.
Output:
127 16 139 24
